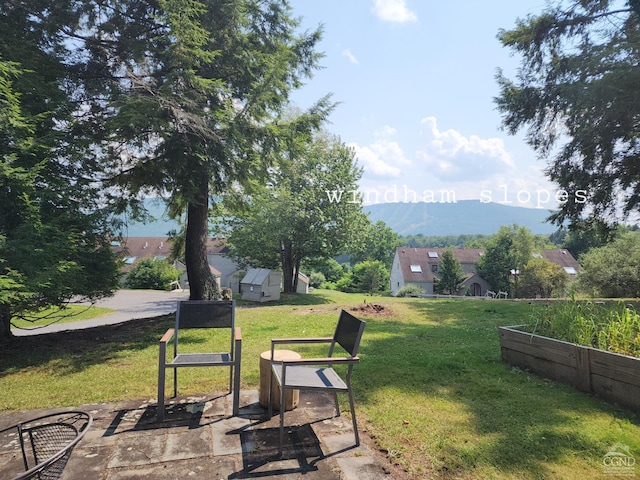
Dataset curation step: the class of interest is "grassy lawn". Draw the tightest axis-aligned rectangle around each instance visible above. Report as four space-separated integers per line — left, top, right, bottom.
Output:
1 290 639 479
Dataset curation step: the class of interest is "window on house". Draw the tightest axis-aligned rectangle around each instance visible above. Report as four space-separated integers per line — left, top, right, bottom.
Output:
431 264 438 272
410 264 422 273
564 267 577 275
428 251 439 258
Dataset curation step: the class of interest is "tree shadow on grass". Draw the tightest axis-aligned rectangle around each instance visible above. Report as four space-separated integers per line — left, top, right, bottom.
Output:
354 299 640 479
0 314 174 376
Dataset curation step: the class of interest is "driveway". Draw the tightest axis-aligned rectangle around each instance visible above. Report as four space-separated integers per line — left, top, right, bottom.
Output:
13 289 189 336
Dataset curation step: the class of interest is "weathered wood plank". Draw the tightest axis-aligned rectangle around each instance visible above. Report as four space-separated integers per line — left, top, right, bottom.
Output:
591 374 640 412
499 327 578 367
499 325 640 414
501 347 579 387
589 348 640 386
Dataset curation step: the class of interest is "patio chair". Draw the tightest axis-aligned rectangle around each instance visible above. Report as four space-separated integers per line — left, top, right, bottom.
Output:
268 309 366 454
157 300 241 421
0 410 92 480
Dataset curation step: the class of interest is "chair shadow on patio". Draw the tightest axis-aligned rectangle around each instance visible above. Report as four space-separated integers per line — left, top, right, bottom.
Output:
90 390 360 478
102 392 241 436
232 424 323 477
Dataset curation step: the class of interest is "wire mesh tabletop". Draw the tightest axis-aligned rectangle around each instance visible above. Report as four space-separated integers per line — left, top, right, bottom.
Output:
0 411 92 480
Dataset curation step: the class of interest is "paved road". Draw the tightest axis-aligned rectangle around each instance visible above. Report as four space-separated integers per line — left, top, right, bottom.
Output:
13 289 190 336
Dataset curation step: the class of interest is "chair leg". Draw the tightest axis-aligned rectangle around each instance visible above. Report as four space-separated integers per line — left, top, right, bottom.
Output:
232 354 241 416
278 383 286 456
268 365 273 419
158 345 166 422
173 368 178 398
333 392 341 417
348 390 360 446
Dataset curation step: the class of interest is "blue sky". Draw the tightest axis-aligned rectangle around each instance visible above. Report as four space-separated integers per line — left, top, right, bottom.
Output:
289 0 562 209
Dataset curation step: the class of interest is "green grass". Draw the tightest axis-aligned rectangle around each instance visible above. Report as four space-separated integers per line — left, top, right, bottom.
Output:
1 291 639 479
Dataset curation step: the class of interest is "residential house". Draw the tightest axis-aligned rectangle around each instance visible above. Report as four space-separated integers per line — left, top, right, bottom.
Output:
390 247 580 297
390 247 489 296
113 237 226 290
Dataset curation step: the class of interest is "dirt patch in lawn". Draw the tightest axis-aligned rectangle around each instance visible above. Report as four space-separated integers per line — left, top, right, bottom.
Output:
293 302 393 318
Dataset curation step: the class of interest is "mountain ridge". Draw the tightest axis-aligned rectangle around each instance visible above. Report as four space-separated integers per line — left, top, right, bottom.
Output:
121 199 558 237
362 200 557 236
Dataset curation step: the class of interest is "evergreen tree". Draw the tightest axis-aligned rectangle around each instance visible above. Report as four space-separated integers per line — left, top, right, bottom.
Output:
496 0 640 227
435 249 465 295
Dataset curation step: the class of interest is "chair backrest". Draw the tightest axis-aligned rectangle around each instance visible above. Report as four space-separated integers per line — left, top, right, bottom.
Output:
330 310 366 357
174 300 235 354
176 300 235 330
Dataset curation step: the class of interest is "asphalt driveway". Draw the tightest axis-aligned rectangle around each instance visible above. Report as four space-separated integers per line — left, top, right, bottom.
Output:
13 289 189 336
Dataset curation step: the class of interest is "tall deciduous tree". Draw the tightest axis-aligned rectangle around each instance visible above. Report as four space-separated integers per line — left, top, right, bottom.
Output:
349 220 401 269
519 258 570 298
495 0 640 226
476 225 534 294
225 131 367 293
577 232 640 297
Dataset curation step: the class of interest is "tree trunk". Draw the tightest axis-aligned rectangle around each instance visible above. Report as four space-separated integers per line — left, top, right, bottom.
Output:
185 179 220 301
292 258 300 293
1 304 13 338
280 240 295 294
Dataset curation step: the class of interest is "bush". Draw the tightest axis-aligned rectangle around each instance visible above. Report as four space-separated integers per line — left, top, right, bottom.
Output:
124 258 180 291
396 284 425 297
350 260 389 294
577 231 640 297
308 271 326 288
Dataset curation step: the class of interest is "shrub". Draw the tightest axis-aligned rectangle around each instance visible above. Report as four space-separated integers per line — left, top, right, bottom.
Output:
308 271 326 288
124 258 180 291
396 284 425 297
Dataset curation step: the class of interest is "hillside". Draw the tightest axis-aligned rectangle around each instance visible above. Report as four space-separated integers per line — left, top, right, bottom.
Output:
121 199 558 237
363 201 557 236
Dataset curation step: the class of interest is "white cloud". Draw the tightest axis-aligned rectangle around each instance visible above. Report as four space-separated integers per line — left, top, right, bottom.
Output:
371 0 417 23
350 134 411 178
417 117 515 182
341 48 359 65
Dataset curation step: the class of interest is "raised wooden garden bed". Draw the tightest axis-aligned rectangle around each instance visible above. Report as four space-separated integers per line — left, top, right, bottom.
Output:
499 325 640 413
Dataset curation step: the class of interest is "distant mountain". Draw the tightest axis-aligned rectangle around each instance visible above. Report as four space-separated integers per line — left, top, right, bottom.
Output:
121 198 557 238
362 201 557 236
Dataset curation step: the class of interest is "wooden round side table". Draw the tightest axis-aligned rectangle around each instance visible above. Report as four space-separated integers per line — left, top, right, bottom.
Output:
259 349 301 411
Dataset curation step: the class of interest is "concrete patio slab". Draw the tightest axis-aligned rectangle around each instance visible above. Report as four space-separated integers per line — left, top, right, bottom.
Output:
0 390 397 480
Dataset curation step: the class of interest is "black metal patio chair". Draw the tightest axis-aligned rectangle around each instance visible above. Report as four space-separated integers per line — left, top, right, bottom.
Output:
0 410 92 480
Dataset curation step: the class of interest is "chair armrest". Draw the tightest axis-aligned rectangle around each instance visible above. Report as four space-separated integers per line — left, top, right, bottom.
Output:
280 356 360 367
271 337 333 346
234 327 242 342
160 328 175 344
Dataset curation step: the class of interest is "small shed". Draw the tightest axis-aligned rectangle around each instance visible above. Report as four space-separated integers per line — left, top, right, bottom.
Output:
241 268 281 302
